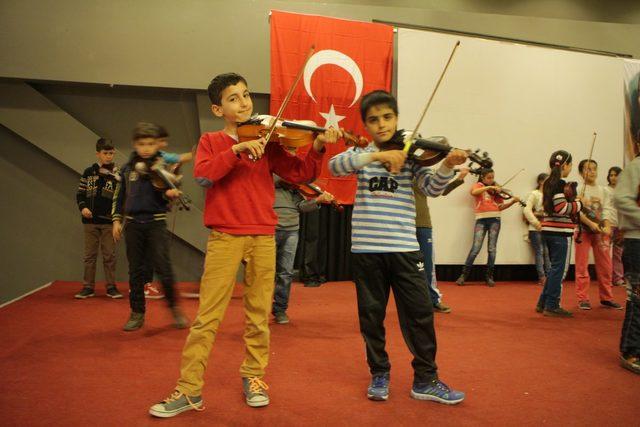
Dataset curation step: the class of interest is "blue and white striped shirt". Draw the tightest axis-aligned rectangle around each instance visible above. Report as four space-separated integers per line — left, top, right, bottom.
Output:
329 143 454 253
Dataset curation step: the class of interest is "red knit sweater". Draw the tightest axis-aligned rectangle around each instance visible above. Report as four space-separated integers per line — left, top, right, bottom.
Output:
194 131 324 235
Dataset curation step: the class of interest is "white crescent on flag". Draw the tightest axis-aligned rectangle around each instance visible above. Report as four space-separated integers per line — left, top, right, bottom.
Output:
303 49 364 108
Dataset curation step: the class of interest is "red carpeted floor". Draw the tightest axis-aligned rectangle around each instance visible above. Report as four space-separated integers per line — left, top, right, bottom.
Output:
0 280 637 427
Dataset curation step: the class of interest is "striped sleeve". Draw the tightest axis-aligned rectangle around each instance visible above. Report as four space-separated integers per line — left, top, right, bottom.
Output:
552 193 582 215
329 147 375 176
414 162 455 197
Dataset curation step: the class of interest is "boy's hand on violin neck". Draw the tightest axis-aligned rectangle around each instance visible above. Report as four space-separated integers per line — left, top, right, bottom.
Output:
374 150 407 174
443 149 468 168
233 138 267 159
81 208 93 219
313 127 343 152
165 189 181 199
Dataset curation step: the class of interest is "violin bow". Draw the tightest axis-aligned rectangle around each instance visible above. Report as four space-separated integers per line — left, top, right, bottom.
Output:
575 131 598 241
404 40 461 151
579 132 598 199
264 45 316 143
500 168 525 188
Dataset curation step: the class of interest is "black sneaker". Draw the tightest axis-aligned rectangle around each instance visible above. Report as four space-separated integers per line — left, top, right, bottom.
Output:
304 280 322 288
274 312 290 324
123 312 145 331
543 307 573 318
433 302 452 313
600 300 623 310
74 287 95 299
535 303 544 313
106 285 123 299
578 300 592 310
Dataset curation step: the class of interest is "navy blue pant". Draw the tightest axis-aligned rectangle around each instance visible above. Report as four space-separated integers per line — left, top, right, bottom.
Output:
537 234 572 310
124 221 176 313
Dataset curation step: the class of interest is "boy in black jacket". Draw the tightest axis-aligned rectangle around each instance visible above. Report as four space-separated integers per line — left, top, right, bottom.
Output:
75 138 123 299
112 122 188 331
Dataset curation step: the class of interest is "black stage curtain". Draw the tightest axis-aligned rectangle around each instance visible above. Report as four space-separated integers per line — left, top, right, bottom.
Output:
294 205 584 282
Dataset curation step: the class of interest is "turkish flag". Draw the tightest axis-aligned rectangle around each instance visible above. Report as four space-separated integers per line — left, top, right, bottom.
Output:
270 10 393 204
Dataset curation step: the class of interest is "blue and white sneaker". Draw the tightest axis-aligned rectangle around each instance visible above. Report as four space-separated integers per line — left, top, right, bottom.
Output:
410 379 465 405
367 373 390 401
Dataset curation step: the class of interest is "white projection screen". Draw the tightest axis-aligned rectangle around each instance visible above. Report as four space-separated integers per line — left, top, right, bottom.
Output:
397 28 624 265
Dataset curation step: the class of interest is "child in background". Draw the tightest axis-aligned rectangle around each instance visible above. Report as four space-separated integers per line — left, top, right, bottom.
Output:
536 150 582 317
112 122 188 331
574 160 621 310
75 138 122 300
272 174 334 324
523 173 551 286
606 166 625 287
456 168 521 287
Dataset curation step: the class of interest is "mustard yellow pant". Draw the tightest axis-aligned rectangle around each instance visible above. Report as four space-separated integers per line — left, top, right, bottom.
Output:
176 231 275 396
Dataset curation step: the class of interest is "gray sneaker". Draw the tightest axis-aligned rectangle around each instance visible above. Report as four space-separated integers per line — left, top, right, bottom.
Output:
149 390 204 418
75 287 95 299
242 377 270 407
123 312 144 331
273 311 290 324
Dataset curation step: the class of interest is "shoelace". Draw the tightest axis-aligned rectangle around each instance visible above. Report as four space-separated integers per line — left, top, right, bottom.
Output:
372 376 388 388
247 377 269 395
163 390 205 412
432 380 451 394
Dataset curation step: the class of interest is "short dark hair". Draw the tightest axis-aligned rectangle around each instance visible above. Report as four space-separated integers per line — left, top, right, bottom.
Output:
536 172 549 187
578 159 598 174
478 168 494 182
207 73 248 105
96 138 114 152
132 122 163 141
607 166 622 183
156 125 169 139
360 90 398 122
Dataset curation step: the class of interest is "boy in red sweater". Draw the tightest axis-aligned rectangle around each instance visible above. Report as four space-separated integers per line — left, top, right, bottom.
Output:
149 73 339 417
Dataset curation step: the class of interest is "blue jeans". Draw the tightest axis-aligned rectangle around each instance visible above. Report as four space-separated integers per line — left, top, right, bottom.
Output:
537 234 572 310
464 218 501 269
620 238 640 356
272 229 299 314
529 230 551 281
416 227 442 304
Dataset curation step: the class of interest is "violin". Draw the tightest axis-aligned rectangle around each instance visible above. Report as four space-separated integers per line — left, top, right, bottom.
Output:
134 157 192 211
563 181 604 231
466 167 526 207
489 187 526 207
237 115 368 149
384 131 494 170
98 164 121 182
295 182 344 212
279 179 343 212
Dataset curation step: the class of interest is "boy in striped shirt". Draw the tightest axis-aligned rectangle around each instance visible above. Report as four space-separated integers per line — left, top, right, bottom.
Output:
329 90 467 405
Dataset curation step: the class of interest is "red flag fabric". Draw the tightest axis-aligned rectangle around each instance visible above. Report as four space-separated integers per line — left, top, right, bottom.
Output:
270 10 393 204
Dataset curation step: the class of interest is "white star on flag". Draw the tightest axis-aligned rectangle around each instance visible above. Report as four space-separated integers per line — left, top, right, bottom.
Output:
319 104 346 129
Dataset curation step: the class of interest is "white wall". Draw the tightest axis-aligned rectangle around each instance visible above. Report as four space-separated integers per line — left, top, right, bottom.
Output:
398 28 624 264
